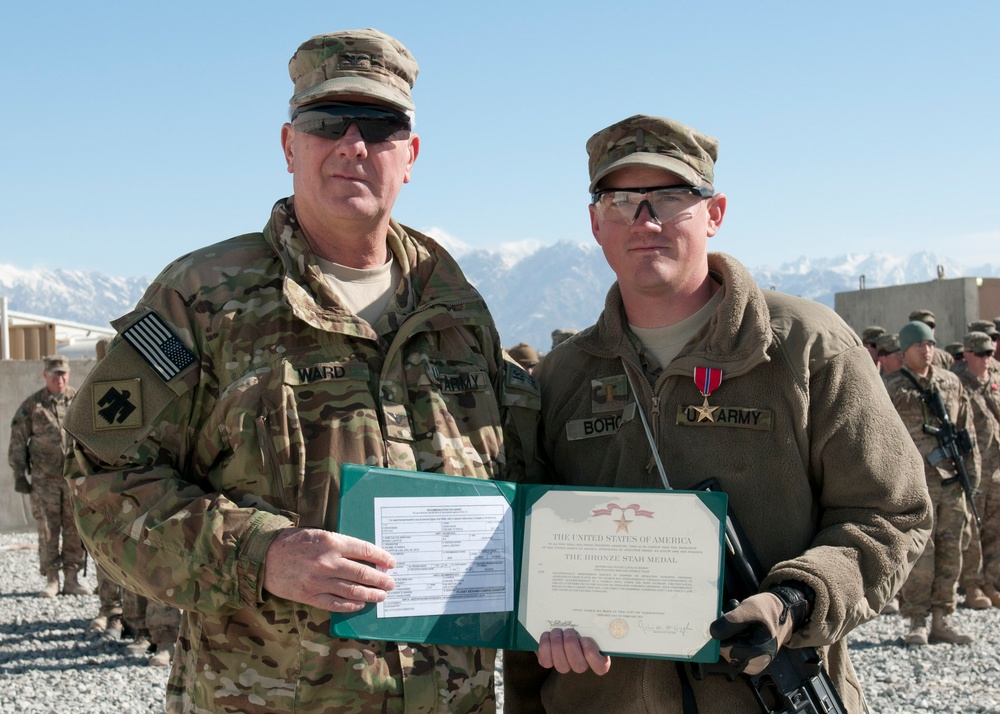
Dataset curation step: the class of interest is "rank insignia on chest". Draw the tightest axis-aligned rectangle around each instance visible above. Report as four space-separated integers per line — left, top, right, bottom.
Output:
591 374 628 414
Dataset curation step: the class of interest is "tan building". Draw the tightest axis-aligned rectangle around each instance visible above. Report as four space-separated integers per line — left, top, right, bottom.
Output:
836 277 1000 346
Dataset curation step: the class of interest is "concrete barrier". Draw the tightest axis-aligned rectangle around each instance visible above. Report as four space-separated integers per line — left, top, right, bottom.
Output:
1 359 96 533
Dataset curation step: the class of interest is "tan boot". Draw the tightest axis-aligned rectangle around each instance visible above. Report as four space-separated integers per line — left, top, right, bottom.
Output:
147 643 174 667
62 569 93 596
904 615 928 646
126 634 152 655
39 572 60 598
963 585 992 610
983 583 1000 608
929 610 974 645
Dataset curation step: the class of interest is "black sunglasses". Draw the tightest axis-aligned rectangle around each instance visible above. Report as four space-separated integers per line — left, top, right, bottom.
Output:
291 103 411 144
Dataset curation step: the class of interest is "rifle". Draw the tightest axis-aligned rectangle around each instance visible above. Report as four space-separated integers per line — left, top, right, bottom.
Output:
621 368 847 714
901 373 981 530
688 478 847 714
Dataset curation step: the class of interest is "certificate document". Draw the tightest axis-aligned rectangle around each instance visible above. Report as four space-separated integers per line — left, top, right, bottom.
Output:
374 496 514 618
519 490 723 659
331 465 726 662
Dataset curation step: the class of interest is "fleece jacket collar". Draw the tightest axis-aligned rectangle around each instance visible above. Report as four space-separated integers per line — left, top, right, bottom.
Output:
577 252 773 379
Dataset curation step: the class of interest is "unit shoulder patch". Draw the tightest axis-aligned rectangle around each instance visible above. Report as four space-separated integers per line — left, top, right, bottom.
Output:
92 379 143 430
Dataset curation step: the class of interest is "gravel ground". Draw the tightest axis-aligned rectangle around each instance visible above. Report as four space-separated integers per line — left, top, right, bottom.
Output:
2 530 998 713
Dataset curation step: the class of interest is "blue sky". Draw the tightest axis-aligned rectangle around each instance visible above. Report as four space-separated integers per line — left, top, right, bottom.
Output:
2 1 998 277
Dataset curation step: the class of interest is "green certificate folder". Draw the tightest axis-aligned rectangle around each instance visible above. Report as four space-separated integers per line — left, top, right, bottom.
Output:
330 464 727 662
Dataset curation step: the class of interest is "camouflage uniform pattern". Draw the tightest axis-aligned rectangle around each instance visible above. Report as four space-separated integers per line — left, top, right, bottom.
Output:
885 366 979 616
954 362 1000 590
65 197 539 714
95 564 123 620
123 588 181 649
8 386 85 576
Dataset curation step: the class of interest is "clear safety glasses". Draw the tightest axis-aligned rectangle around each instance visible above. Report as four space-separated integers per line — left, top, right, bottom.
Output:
591 185 713 225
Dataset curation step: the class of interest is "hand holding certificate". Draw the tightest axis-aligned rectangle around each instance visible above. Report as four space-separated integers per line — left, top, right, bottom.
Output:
330 465 726 662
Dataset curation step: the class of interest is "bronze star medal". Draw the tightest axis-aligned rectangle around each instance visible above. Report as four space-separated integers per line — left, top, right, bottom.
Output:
692 366 723 422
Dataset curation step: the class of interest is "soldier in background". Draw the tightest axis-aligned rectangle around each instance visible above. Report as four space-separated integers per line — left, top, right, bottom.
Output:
861 325 885 366
885 321 979 645
8 355 91 598
84 338 125 638
954 332 1000 609
877 333 904 376
910 309 954 370
993 317 1000 359
508 342 540 373
121 589 182 666
944 342 965 365
550 327 578 350
968 320 1000 368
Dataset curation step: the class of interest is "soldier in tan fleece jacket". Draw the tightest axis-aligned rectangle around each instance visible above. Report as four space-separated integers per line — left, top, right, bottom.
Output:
502 115 932 714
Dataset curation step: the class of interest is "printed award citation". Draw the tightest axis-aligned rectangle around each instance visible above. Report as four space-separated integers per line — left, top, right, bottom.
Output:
330 465 726 662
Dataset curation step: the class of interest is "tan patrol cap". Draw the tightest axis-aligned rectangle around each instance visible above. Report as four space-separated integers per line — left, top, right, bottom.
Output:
908 309 936 327
551 328 578 349
964 331 994 353
968 320 999 338
44 355 69 373
875 333 900 356
586 115 718 193
508 342 539 368
861 325 885 344
288 29 418 112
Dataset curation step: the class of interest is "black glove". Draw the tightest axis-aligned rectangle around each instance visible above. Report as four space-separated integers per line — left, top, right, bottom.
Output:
14 476 32 494
709 583 812 675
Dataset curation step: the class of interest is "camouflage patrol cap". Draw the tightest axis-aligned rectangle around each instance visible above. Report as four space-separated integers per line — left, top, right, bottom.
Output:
43 355 69 373
861 325 885 345
508 342 539 368
968 319 999 338
963 332 993 353
943 341 965 359
551 328 578 348
899 320 936 353
288 29 418 112
586 115 718 193
993 316 1000 332
875 333 900 356
908 309 936 327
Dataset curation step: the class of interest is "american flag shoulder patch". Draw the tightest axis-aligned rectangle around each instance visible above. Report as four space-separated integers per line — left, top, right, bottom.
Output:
122 312 197 381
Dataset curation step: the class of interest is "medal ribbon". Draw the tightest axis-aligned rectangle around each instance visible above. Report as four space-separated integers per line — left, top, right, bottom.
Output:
694 366 723 397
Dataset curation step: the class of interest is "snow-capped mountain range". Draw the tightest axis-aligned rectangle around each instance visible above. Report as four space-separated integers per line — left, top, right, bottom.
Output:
3 246 999 352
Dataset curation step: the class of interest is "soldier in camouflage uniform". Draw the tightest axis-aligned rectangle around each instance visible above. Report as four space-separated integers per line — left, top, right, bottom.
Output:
885 321 979 645
876 333 904 376
507 342 540 373
83 339 125 638
861 325 885 366
550 328 578 349
909 309 954 370
63 28 538 714
120 588 183 666
967 320 1000 372
8 355 91 598
955 332 1000 608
